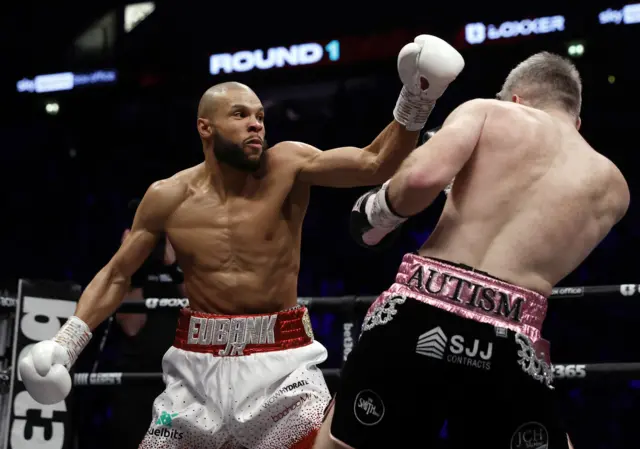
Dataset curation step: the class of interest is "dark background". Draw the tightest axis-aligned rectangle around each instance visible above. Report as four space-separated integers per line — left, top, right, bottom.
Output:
2 1 640 448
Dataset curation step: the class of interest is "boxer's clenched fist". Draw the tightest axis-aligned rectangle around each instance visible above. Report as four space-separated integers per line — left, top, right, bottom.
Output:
19 340 72 404
19 316 92 404
394 35 465 131
399 35 465 101
350 180 408 249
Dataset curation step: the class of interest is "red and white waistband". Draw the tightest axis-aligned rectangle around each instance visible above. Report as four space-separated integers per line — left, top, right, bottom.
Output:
173 307 314 356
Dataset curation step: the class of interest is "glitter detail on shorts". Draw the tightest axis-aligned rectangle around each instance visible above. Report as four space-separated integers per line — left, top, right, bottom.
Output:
137 342 331 448
384 253 548 342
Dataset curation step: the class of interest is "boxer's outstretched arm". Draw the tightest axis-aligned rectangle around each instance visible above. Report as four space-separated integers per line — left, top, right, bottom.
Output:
74 180 181 330
295 33 465 187
293 121 420 187
387 99 486 216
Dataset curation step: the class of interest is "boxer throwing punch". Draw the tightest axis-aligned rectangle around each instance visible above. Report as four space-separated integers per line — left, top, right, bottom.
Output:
19 35 464 449
317 52 629 448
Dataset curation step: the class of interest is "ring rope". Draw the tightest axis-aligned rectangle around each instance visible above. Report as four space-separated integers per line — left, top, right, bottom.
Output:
4 282 638 393
101 283 640 313
70 363 640 386
0 283 636 313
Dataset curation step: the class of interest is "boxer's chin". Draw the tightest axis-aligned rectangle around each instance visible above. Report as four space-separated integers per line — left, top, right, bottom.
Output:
244 153 263 168
221 153 262 173
239 156 262 173
213 134 262 173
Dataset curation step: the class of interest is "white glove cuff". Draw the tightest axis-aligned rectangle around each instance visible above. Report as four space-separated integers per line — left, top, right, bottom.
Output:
393 86 436 132
366 180 408 229
53 316 92 369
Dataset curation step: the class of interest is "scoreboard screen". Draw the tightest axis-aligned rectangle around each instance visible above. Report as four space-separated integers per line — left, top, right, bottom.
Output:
208 29 415 76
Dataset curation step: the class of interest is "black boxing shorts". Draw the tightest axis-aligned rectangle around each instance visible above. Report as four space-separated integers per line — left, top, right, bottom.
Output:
329 254 569 449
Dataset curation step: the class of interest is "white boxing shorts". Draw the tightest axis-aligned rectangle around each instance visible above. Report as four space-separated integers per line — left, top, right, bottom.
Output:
138 306 330 449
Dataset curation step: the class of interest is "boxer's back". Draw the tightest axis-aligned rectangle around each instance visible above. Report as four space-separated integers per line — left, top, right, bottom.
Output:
420 100 628 295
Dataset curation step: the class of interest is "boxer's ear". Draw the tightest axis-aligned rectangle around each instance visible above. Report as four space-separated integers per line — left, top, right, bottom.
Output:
197 118 213 139
576 116 581 131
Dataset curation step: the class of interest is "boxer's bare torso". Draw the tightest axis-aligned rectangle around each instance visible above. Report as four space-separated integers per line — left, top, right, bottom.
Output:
420 100 629 296
159 148 309 314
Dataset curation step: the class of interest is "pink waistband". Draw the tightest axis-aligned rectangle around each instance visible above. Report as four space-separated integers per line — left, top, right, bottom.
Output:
386 254 548 342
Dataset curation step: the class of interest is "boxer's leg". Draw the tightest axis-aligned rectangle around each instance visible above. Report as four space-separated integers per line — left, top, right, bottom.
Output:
232 340 331 449
448 332 569 448
138 347 230 449
323 297 451 449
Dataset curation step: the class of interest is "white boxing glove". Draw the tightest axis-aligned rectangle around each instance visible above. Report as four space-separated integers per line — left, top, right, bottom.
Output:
18 316 92 405
394 35 465 131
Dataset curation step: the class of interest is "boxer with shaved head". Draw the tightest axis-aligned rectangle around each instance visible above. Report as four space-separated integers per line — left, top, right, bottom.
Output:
19 36 465 448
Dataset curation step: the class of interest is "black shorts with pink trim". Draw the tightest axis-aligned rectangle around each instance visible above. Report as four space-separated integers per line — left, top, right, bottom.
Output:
329 254 569 449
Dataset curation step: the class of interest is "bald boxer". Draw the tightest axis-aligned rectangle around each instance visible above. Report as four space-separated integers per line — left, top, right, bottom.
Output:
19 35 464 449
317 52 629 448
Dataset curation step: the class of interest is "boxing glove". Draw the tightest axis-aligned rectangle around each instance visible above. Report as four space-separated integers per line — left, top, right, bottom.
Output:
394 35 465 131
350 180 408 249
19 316 92 405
